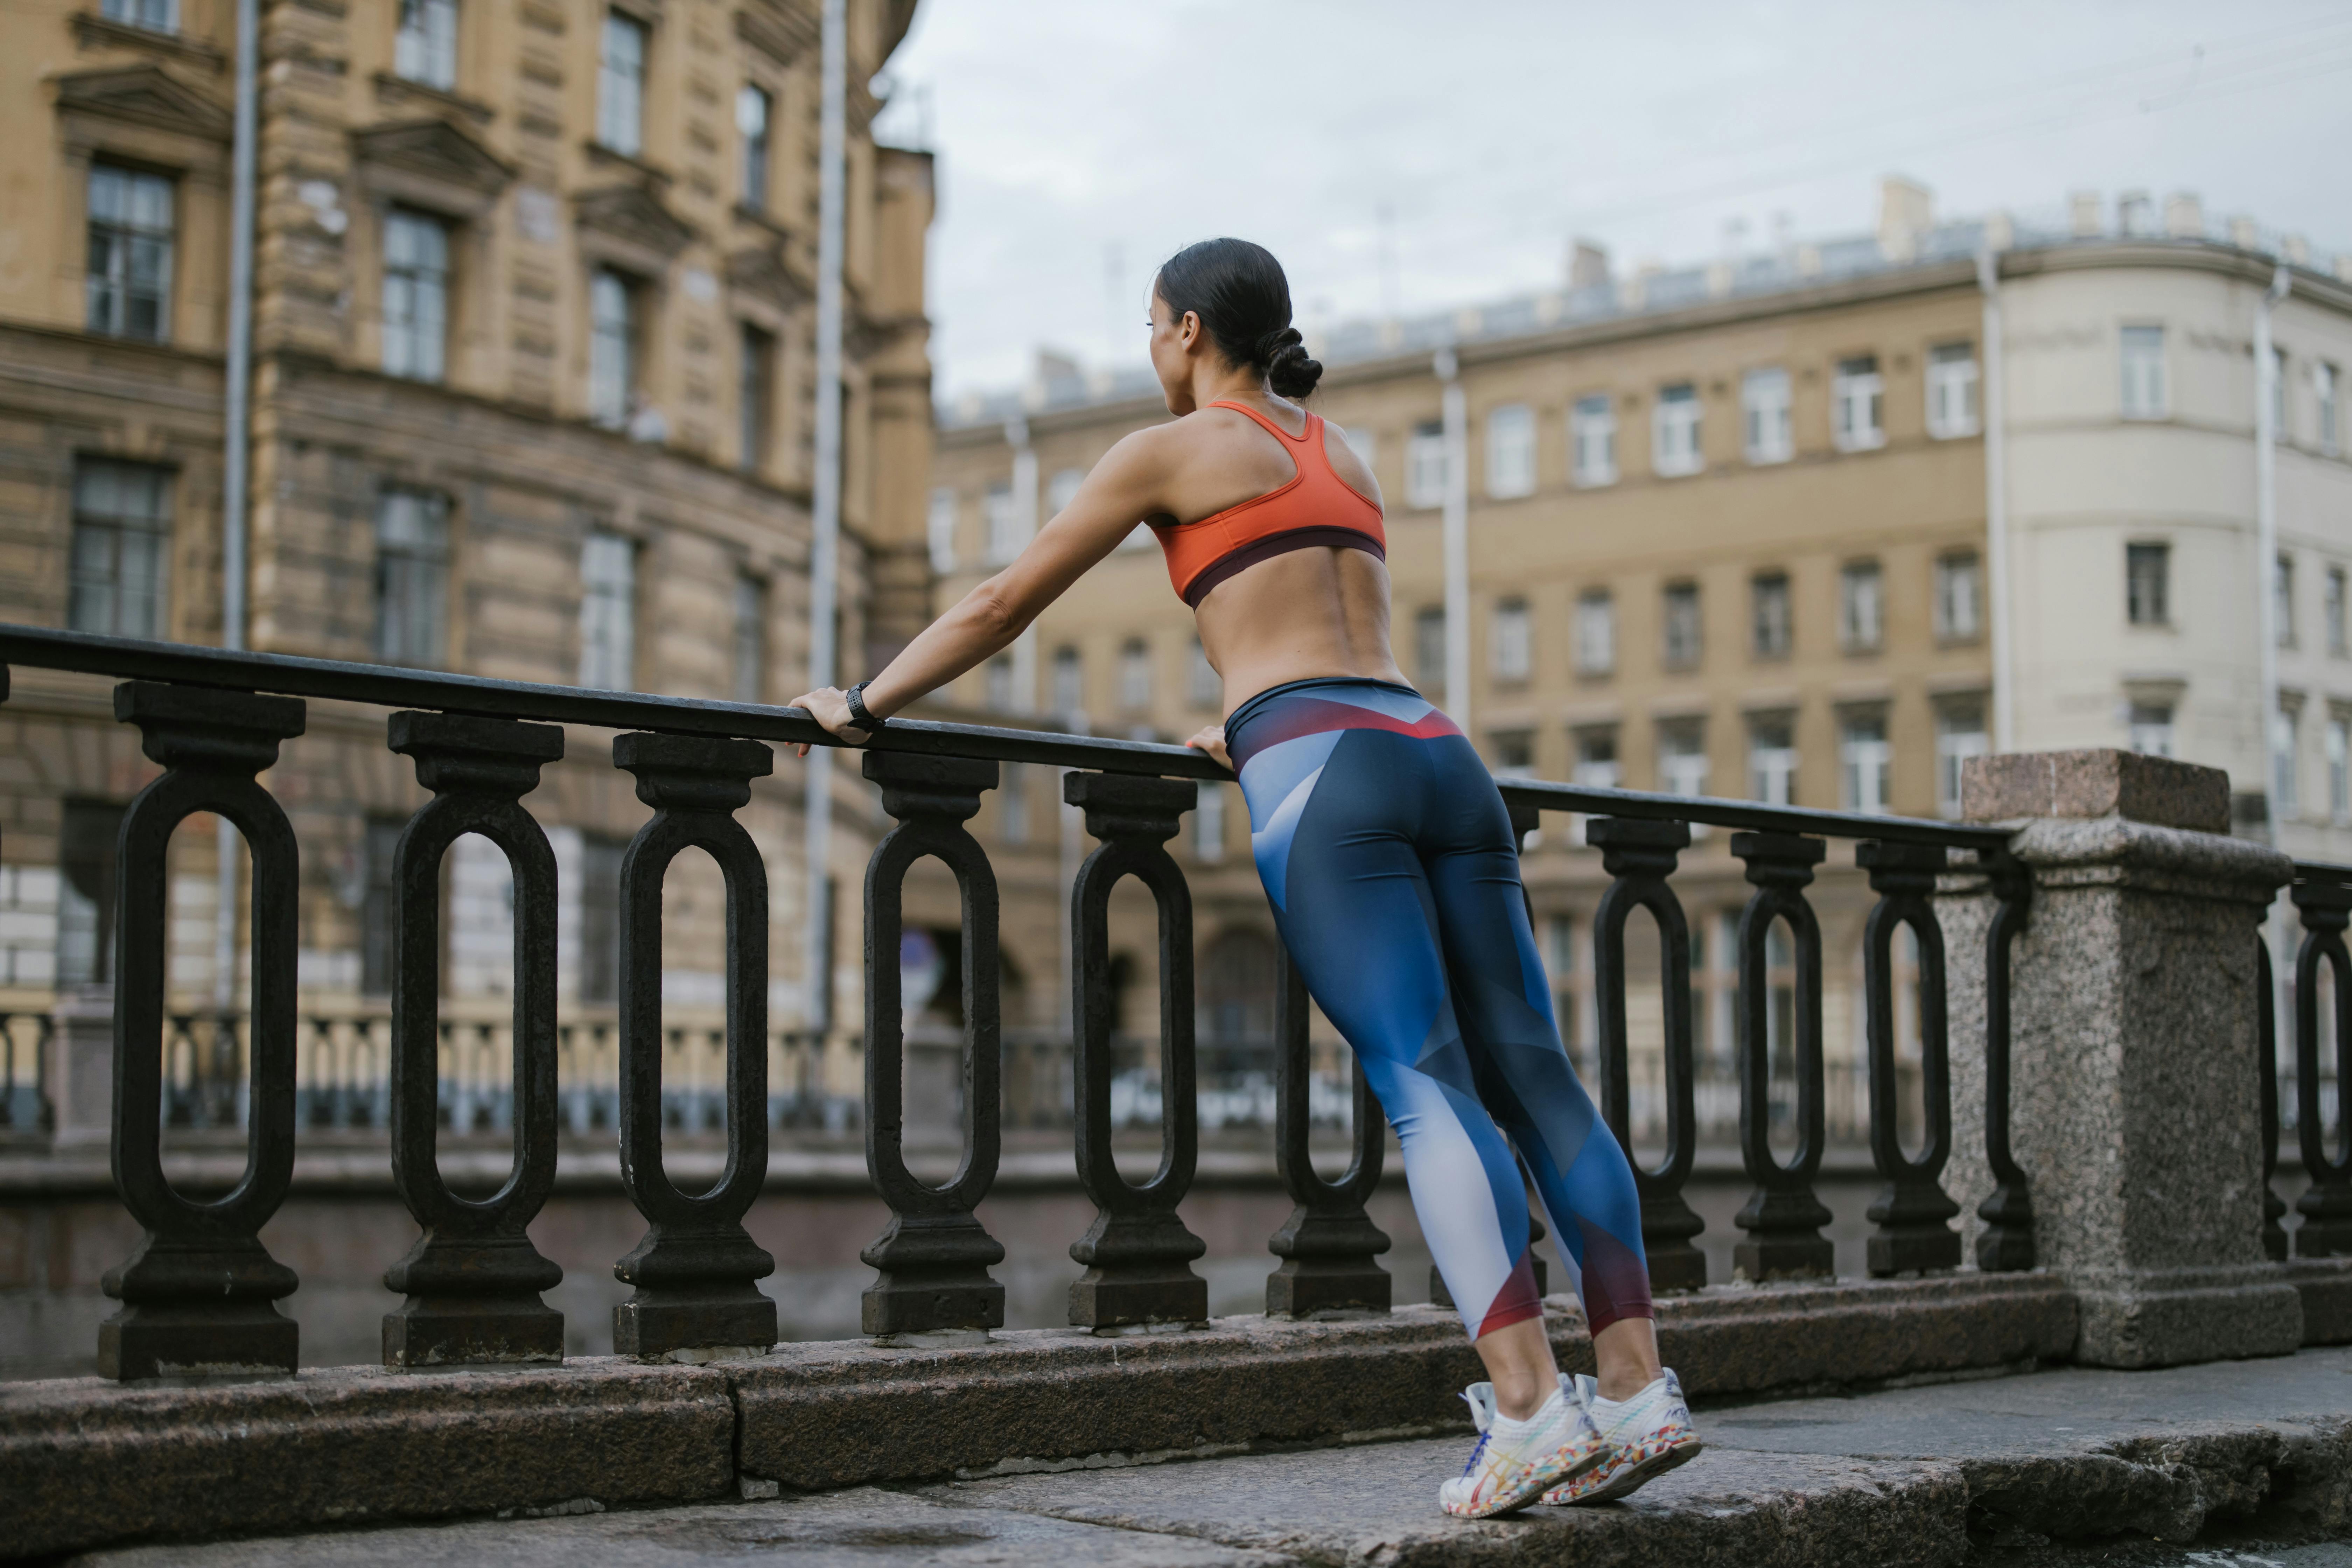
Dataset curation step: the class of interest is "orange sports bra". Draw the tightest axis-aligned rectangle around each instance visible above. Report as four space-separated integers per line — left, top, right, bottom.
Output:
1150 400 1386 608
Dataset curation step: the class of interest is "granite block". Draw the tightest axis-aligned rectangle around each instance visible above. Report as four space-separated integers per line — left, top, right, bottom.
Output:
1962 748 2233 832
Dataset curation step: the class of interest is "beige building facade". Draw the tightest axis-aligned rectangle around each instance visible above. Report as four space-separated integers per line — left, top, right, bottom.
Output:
0 0 933 1124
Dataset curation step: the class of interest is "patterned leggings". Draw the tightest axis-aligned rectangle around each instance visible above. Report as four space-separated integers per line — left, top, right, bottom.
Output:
1226 677 1652 1339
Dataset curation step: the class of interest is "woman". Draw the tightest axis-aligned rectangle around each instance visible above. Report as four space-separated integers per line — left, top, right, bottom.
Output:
792 238 1699 1518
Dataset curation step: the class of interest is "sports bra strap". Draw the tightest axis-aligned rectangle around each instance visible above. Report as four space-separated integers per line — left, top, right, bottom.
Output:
1208 398 1318 446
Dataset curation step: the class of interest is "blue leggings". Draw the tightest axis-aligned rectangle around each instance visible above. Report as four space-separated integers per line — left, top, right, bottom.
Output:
1227 677 1652 1339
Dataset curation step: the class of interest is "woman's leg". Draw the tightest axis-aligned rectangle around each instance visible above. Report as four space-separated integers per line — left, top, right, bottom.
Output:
1417 755 1663 1398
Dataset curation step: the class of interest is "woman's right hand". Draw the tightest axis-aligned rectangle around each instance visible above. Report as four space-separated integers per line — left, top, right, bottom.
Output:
1185 724 1231 771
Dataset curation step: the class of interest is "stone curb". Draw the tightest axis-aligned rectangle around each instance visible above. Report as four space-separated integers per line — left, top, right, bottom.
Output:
0 1273 2078 1559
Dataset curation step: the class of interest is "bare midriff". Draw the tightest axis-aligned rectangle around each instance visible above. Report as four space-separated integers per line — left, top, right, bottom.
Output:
1193 543 1409 720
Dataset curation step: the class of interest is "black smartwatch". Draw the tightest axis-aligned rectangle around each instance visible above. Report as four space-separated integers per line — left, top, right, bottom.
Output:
844 680 885 731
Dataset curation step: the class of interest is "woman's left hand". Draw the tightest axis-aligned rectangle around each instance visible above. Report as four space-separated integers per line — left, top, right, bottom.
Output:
788 687 872 756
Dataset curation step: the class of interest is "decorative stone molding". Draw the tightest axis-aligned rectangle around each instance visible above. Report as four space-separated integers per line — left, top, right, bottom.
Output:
575 183 696 278
69 11 225 71
726 243 810 330
51 62 229 142
348 118 516 220
368 70 495 127
734 2 814 67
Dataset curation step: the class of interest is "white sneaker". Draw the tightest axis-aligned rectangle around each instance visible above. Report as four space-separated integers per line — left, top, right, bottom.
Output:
1437 1378 1611 1519
1541 1368 1701 1505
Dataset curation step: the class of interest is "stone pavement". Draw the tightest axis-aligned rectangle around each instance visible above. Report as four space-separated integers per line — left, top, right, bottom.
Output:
65 1349 2352 1567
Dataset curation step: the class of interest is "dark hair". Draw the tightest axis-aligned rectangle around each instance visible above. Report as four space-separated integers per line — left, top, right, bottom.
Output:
1154 238 1324 398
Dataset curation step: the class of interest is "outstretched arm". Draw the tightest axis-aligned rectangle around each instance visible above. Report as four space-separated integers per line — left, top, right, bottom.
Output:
789 426 1178 748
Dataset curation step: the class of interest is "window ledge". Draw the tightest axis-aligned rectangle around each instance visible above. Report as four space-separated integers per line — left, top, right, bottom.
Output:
584 140 674 188
71 11 224 70
371 70 495 126
732 201 796 243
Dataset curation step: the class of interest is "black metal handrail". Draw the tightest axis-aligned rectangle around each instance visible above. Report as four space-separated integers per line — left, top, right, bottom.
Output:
6 619 2312 1379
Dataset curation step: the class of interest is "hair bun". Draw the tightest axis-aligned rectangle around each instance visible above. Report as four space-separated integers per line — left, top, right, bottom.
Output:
1255 326 1304 362
1264 330 1323 398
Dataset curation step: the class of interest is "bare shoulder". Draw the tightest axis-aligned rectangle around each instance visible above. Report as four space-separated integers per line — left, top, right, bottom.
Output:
1321 420 1382 509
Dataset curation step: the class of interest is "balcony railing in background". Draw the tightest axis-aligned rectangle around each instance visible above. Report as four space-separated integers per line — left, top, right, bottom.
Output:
1 624 2347 1380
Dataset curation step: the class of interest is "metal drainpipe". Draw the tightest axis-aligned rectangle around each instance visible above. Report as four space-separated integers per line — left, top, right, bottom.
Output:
215 0 257 1011
1436 346 1469 732
1976 247 2015 755
2256 262 2291 847
802 0 846 1034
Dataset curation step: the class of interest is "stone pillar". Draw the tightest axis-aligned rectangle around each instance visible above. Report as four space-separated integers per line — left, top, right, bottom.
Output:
1952 750 2300 1368
47 986 115 1152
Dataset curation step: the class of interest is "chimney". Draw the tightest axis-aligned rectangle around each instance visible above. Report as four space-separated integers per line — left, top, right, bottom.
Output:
1877 175 1933 261
2230 216 2260 251
1981 209 2014 253
2285 235 2311 266
1568 239 1610 292
2070 191 2102 238
2164 192 2204 238
2116 190 2153 237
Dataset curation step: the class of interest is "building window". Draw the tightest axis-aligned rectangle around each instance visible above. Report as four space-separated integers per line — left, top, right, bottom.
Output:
2275 705 2301 818
588 269 634 429
2319 362 2342 456
1192 782 1226 862
737 83 771 212
737 323 772 471
1936 703 1988 819
1051 645 1084 717
1491 730 1535 779
1927 342 1980 438
2126 542 2169 626
2128 701 2176 758
1000 762 1030 846
394 0 458 90
1490 598 1532 682
982 481 1023 565
1742 368 1791 463
358 816 403 997
2329 713 2352 822
732 573 764 703
56 799 126 988
1119 638 1152 712
1188 637 1219 707
1653 383 1702 476
2120 324 2167 419
1748 714 1797 806
578 832 626 1004
1573 727 1620 790
983 654 1015 710
1661 581 1701 668
1840 560 1884 652
1570 394 1616 486
1485 402 1536 499
1934 552 1983 641
926 487 958 573
102 0 178 30
2329 567 2347 657
1659 722 1708 798
2278 554 2297 648
68 458 170 638
1841 712 1892 814
86 165 173 342
597 10 649 157
382 209 449 383
374 488 450 666
1406 419 1448 509
1832 356 1885 451
1413 606 1445 691
578 529 635 689
1046 466 1084 519
1574 589 1616 676
1751 571 1792 658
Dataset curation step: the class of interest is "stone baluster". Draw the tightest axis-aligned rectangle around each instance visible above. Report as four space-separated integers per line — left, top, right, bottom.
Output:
380 713 567 1366
2294 875 2352 1256
609 733 777 1358
858 752 1007 1337
1265 943 1390 1316
1065 772 1208 1329
100 682 306 1378
1588 818 1707 1292
1856 841 1961 1274
1730 831 1834 1281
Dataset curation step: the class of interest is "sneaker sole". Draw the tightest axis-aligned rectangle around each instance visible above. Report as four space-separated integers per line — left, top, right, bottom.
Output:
1442 1444 1615 1519
1543 1435 1702 1506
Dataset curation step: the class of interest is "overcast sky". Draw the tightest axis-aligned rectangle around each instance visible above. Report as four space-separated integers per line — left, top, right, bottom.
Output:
870 0 2352 399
